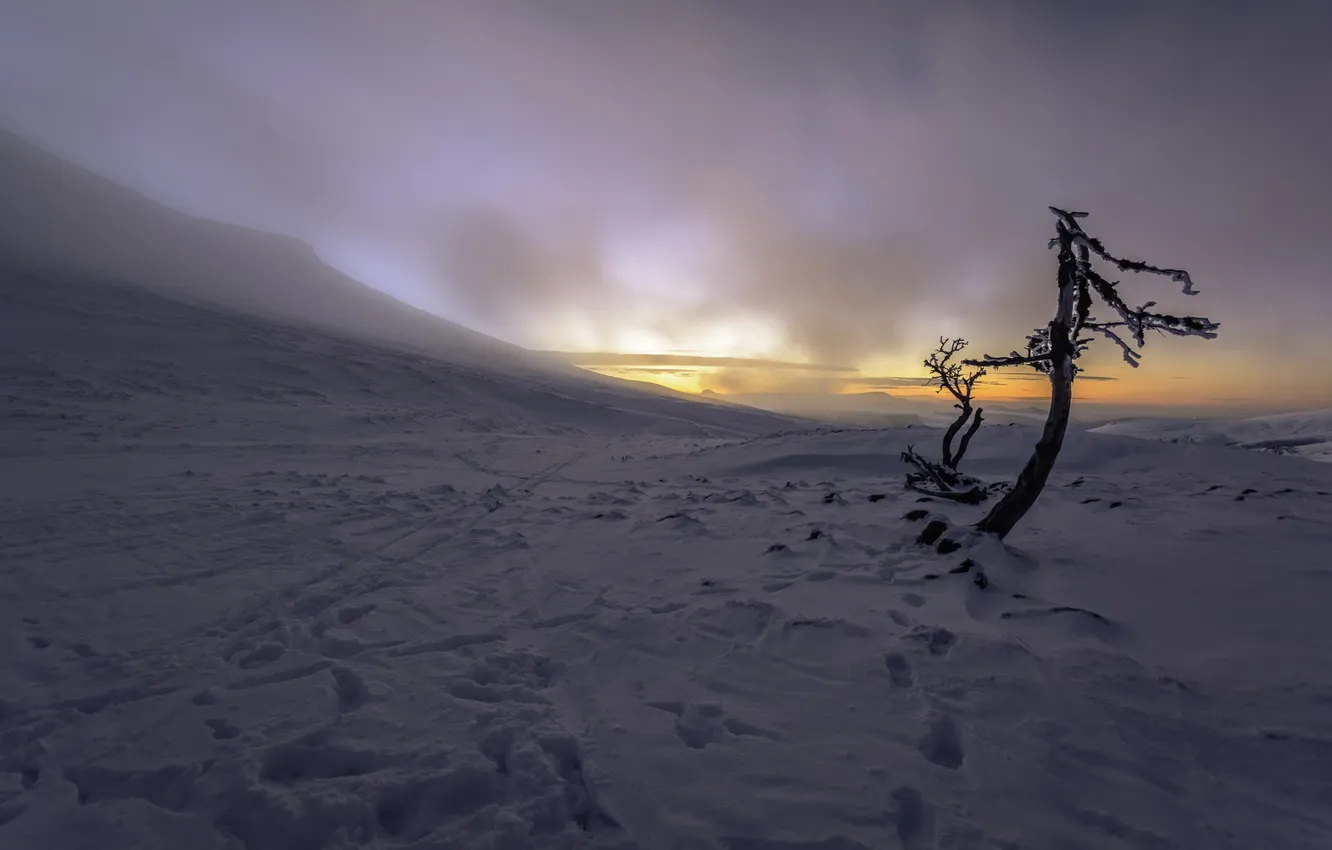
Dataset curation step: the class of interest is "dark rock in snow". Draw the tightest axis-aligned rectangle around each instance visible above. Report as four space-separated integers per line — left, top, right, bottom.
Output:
917 520 948 546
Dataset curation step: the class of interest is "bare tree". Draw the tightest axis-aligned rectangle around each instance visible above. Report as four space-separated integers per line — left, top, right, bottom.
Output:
923 337 987 470
900 339 996 504
899 444 991 504
964 207 1219 539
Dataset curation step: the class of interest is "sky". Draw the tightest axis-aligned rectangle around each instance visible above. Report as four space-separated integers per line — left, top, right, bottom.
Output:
2 0 1330 411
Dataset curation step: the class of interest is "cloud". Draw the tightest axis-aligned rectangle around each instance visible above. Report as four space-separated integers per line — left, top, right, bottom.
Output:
842 376 933 389
999 373 1119 383
2 0 1329 397
549 352 856 371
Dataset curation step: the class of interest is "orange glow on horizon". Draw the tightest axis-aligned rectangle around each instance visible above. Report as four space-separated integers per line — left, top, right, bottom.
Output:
578 356 1332 412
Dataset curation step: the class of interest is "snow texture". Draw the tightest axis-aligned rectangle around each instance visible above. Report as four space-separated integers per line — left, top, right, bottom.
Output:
1091 411 1332 463
4 269 1332 850
4 127 1332 850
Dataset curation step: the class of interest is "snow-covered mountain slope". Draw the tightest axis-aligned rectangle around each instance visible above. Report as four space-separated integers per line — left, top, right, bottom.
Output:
4 340 1332 849
0 268 801 448
0 128 550 374
1090 409 1332 462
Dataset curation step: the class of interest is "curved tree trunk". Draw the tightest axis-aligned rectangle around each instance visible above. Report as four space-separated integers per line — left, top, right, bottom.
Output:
953 406 984 467
975 238 1083 539
939 405 972 469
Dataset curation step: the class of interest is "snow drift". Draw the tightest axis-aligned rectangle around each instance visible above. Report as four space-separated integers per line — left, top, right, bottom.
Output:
1091 409 1332 462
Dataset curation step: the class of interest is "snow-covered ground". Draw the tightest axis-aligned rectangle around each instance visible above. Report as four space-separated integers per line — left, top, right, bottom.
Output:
5 125 1332 850
1091 410 1332 463
4 266 1332 850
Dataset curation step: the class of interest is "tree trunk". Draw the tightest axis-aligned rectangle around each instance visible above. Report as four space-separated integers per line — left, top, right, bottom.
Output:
975 237 1082 539
953 406 984 467
940 405 972 469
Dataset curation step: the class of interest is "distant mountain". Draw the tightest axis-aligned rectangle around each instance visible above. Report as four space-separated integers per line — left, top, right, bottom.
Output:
1089 410 1332 462
714 390 1056 430
0 127 533 371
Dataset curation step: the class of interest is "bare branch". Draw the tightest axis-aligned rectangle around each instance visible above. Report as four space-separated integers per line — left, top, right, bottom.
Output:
1051 205 1199 296
1081 264 1220 352
900 446 989 505
1082 321 1142 367
923 337 986 407
963 351 1048 369
1138 309 1220 340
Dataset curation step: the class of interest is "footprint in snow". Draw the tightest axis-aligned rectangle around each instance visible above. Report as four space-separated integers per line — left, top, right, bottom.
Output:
905 626 956 657
236 642 285 669
917 715 965 770
892 785 934 849
690 600 776 642
997 603 1118 641
257 731 394 785
205 718 240 740
330 666 368 712
883 653 914 688
647 700 782 749
445 649 560 705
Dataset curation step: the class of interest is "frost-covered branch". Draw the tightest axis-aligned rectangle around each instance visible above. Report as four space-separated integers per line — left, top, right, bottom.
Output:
966 206 1220 540
1081 268 1219 351
1051 205 1199 296
900 446 989 504
924 337 987 406
963 349 1049 370
1081 321 1142 367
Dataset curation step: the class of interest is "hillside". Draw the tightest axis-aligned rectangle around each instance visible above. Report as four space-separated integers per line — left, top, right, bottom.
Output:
0 128 801 441
1090 410 1332 462
0 268 803 451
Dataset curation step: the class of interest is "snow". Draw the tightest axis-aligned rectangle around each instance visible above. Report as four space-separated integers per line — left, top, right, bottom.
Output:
5 268 1332 850
5 125 1332 850
1090 410 1332 463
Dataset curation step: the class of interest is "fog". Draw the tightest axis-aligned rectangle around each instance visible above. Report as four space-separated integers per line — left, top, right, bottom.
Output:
2 0 1330 406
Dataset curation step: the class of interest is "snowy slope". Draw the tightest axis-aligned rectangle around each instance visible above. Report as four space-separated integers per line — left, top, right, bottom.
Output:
712 391 1051 430
0 268 801 448
0 127 812 444
4 302 1332 848
0 128 548 374
1091 409 1332 462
